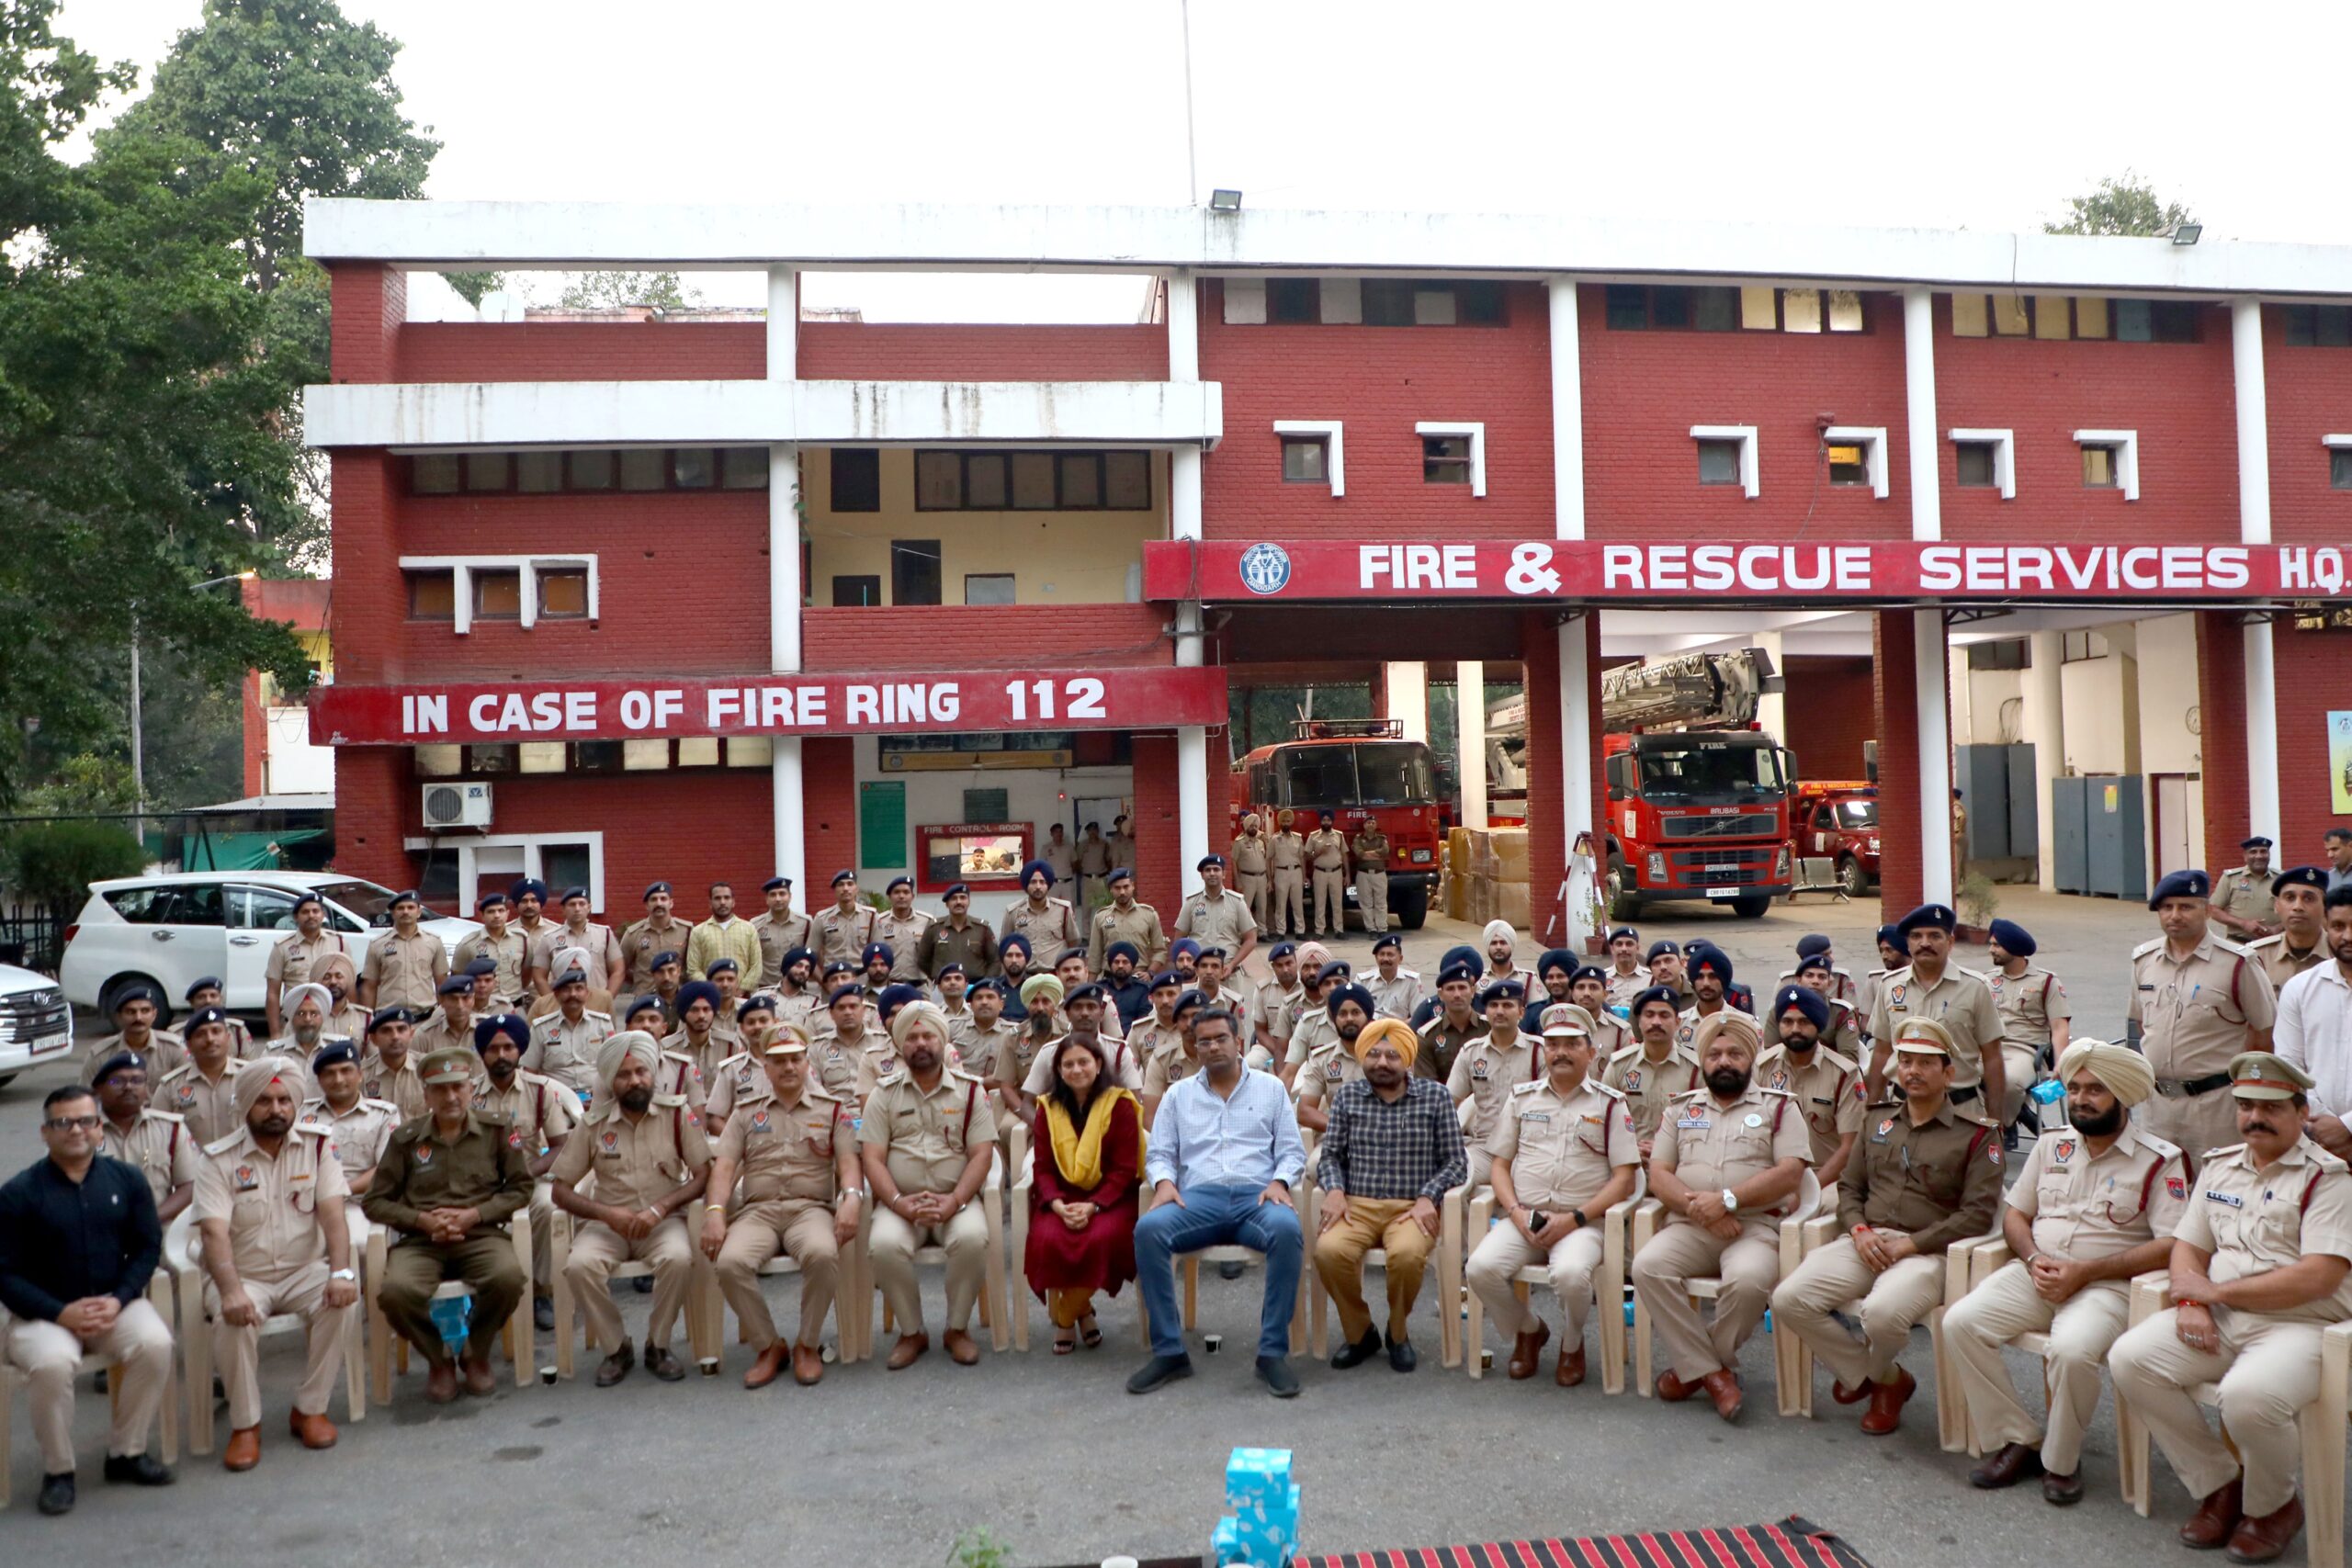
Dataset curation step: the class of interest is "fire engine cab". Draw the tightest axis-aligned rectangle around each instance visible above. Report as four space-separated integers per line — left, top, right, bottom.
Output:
1230 718 1442 930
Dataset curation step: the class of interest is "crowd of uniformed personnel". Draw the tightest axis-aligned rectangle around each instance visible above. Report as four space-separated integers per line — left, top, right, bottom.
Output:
11 836 2352 1561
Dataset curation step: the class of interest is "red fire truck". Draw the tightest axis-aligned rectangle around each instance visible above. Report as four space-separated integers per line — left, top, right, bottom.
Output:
1792 781 1882 897
1230 719 1442 929
1601 649 1795 919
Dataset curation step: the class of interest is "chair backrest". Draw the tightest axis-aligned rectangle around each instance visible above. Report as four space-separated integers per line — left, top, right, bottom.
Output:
1788 1168 1823 1224
1628 1168 1648 1206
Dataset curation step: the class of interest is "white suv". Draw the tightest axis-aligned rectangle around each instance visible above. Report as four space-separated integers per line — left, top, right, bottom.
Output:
0 963 74 1087
60 873 481 1022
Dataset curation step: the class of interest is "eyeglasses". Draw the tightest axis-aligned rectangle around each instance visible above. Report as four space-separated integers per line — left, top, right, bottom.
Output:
45 1114 101 1131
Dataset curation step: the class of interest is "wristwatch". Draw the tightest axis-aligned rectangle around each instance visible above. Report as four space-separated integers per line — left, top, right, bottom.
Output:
1721 1189 1740 1213
329 1268 356 1282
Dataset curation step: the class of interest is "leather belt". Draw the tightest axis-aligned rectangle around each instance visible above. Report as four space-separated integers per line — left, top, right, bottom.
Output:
1949 1085 1981 1104
2154 1073 2233 1098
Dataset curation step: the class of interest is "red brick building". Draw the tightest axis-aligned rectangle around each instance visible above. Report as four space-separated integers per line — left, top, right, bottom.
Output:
302 201 2352 935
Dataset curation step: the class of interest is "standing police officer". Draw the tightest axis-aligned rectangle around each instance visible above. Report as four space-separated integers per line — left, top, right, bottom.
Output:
2130 869 2278 1159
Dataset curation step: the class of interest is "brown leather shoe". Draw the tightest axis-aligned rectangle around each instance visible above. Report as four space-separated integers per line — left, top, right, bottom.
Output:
1654 1369 1697 1402
1831 1376 1871 1405
944 1328 980 1365
424 1359 459 1404
2224 1495 2302 1562
221 1427 260 1472
2041 1471 2085 1506
886 1332 929 1370
1969 1441 2042 1490
1701 1368 1744 1422
793 1343 824 1385
1859 1366 1916 1435
594 1341 635 1388
460 1352 496 1397
743 1343 790 1390
287 1409 337 1450
1555 1344 1587 1388
2181 1480 2244 1549
1507 1321 1550 1380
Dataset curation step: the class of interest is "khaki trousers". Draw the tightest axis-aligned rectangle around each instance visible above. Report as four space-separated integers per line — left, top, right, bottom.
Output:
2109 1306 2324 1516
1355 870 1389 933
6 1299 174 1473
1631 1215 1781 1382
1311 1197 1433 1342
1272 870 1305 936
528 1181 555 1294
1998 1043 2037 1129
378 1235 524 1362
1311 869 1345 933
209 1261 352 1428
713 1199 840 1350
1467 1221 1606 1339
1238 872 1271 929
1942 1260 2130 1474
2139 1089 2243 1168
1772 1235 1946 1389
868 1202 989 1335
566 1215 694 1350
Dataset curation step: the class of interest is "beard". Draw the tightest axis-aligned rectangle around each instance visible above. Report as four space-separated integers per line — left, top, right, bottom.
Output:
253 1113 292 1138
486 1057 517 1084
2069 1100 2125 1137
1705 1066 1751 1098
617 1087 653 1113
1364 1063 1404 1089
294 1023 321 1046
1336 1019 1363 1044
1779 1026 1820 1053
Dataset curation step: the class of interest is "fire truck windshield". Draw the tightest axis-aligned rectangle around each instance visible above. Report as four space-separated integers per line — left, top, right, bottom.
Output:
1283 742 1435 808
1828 798 1879 829
1634 741 1785 803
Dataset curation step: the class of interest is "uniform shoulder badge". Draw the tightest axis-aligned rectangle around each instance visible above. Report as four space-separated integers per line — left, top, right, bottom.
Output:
2248 933 2281 954
947 1066 985 1084
584 1009 615 1022
2131 936 2165 959
1816 1046 1860 1075
1606 1043 1643 1066
203 1130 244 1156
147 1109 186 1125
1757 1086 1797 1100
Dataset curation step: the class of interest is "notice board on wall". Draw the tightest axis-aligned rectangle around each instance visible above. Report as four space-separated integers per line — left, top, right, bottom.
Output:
859 781 907 870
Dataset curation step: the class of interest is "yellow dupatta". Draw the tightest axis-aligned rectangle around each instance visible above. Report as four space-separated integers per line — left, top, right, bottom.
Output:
1043 1086 1144 1190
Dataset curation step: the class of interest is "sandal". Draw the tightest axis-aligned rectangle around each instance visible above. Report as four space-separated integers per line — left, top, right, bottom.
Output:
1079 1314 1102 1349
1053 1330 1077 1356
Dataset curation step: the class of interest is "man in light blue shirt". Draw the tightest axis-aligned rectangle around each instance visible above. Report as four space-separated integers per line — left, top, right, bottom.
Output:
1128 1006 1307 1398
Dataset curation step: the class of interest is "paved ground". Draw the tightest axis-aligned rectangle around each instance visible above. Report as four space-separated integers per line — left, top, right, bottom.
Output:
3 888 2249 1565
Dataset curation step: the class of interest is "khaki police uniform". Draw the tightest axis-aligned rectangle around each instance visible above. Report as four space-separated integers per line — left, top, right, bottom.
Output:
1231 830 1273 928
192 1117 352 1430
1468 1075 1641 1340
617 916 693 997
873 909 933 984
1306 828 1350 935
861 1068 1001 1337
1174 887 1256 960
265 930 350 1004
1417 1010 1484 1087
1292 1041 1364 1112
710 1085 855 1351
1631 1082 1814 1382
551 1094 711 1353
1604 964 1653 1011
454 926 527 1005
1775 964 1860 1008
301 1096 401 1192
1282 1010 1340 1079
2129 935 2278 1158
662 1028 733 1105
102 1108 196 1210
1604 1043 1702 1147
813 903 876 972
1755 1043 1866 1169
2109 1133 2352 1517
1076 832 1112 910
772 987 821 1035
1672 1001 1750 1056
951 1018 1021 1087
750 909 814 990
1141 1037 1202 1103
1866 964 2003 1102
1088 900 1165 975
1772 1096 2004 1391
2213 865 2277 931
1946 1120 2187 1475
994 1023 1065 1107
1448 1031 1543 1187
155 1058 250 1146
1577 1004 1634 1060
410 1007 478 1060
361 929 447 1013
2250 931 2326 993
360 1048 427 1122
1045 835 1077 886
1351 827 1391 934
1254 982 1306 1062
1369 967 1423 1022
531 921 620 988
700 1051 772 1126
470 1069 573 1291
1270 828 1307 938
1990 962 2072 1125
808 1018 889 1097
84 1027 187 1082
520 1009 616 1100
1001 896 1081 968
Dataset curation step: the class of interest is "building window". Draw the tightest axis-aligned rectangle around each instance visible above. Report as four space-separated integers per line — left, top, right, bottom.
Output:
516 451 565 493
671 448 718 489
1948 428 2016 499
1058 453 1101 508
1606 284 1742 333
2326 438 2352 490
411 454 460 494
1103 450 1151 509
1421 435 1472 484
1358 278 1502 327
1231 276 1502 327
569 450 616 490
2062 631 2109 663
1955 442 1997 488
891 540 942 606
1781 288 1822 333
2082 445 2119 488
966 573 1016 605
2285 305 2352 348
910 450 1153 511
463 453 511 492
537 569 590 619
1691 425 1759 496
1821 425 1889 498
1826 290 1865 333
401 555 599 633
404 446 775 496
1272 421 1344 495
618 449 668 491
1010 452 1057 509
832 575 880 606
1965 638 2030 671
1282 437 1328 483
408 570 455 620
465 744 517 774
721 446 769 490
2074 429 2140 500
572 740 624 774
472 570 523 620
2114 299 2199 344
1827 443 1868 486
1697 439 1743 486
1267 277 1319 324
831 448 881 512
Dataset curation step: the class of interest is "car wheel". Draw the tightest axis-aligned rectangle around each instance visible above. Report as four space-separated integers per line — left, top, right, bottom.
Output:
1389 885 1429 931
1605 860 1642 921
1838 856 1871 898
1731 894 1772 919
98 975 168 1025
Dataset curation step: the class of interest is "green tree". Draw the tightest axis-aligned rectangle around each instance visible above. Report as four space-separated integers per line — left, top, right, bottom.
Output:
558 269 703 310
2045 173 2193 238
441 269 505 306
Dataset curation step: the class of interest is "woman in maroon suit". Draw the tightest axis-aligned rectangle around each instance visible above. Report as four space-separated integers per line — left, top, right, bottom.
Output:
1025 1036 1143 1352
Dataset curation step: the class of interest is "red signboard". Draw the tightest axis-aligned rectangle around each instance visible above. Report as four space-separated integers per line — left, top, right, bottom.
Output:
310 666 1227 746
1143 539 2352 603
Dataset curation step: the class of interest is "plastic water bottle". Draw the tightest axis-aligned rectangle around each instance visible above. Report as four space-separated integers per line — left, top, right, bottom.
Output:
2028 1077 2067 1109
428 1292 472 1354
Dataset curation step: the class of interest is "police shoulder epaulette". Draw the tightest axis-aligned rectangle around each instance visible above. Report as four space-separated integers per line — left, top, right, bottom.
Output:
2247 933 2282 953
1815 1045 1861 1076
2204 1141 2246 1160
1606 1043 1645 1066
582 1009 614 1022
805 1082 842 1105
1757 1086 1798 1100
146 1108 186 1125
947 1066 986 1085
2133 1128 2183 1162
1587 1077 1628 1100
660 1047 695 1064
2131 936 2166 959
361 1097 401 1114
2211 934 2256 958
203 1130 244 1156
1510 1077 1544 1097
2312 1145 2351 1176
651 1092 688 1109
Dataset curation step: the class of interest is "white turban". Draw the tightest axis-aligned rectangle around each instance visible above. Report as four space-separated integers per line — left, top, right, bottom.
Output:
1484 919 1517 949
891 999 952 1051
595 1029 662 1087
551 945 592 984
282 983 333 1022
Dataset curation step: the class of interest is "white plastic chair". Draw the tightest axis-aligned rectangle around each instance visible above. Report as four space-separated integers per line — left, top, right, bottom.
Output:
1465 1170 1645 1392
365 1210 537 1401
546 1203 722 1379
1306 1179 1465 1368
693 1198 867 1369
1007 1149 1148 1353
1632 1168 1823 1415
853 1148 1011 1357
1153 1179 1309 1356
2123 1272 2352 1568
164 1210 366 1454
0 1273 180 1507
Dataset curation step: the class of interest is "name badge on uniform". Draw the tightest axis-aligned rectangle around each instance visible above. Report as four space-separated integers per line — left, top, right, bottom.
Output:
1677 1115 1710 1130
2205 1190 2244 1208
1521 1111 1552 1124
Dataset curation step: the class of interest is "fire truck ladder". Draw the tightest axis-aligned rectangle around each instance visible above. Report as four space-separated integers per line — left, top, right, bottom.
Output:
1600 648 1782 733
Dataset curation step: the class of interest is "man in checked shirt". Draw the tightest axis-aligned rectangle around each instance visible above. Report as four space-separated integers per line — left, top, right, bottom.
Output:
1311 1017 1467 1373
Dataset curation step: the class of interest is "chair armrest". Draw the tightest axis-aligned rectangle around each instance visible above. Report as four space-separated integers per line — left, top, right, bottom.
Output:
163 1211 196 1274
1469 1190 1494 1231
1968 1236 2014 1292
1800 1213 1840 1250
2128 1271 2172 1326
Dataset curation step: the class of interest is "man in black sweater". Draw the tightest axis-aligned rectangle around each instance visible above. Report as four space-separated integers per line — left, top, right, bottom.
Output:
0 1084 176 1514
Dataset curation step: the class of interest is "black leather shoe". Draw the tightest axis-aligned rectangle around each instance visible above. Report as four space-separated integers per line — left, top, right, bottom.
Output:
643 1344 686 1382
1125 1354 1194 1394
533 1295 556 1332
37 1473 74 1515
101 1452 174 1486
1329 1330 1382 1371
1256 1355 1301 1398
1385 1334 1417 1372
594 1340 635 1388
1218 1259 1245 1280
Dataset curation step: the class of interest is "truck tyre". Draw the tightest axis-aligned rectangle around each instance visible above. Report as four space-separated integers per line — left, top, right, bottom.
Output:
98 974 169 1027
1730 894 1773 919
1839 856 1871 897
1390 885 1429 931
1605 859 1643 921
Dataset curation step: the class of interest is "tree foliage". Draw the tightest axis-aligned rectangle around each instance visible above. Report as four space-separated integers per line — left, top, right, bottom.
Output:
557 269 702 311
1 819 148 926
441 269 504 306
2045 173 2193 238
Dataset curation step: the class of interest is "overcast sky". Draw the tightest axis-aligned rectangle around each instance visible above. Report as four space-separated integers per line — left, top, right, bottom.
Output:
53 0 2348 321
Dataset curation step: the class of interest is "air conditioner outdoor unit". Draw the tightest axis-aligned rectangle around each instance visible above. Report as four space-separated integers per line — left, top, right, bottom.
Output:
421 781 493 830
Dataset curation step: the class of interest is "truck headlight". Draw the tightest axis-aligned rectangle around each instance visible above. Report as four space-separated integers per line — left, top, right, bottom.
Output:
1645 852 1667 882
1774 845 1792 878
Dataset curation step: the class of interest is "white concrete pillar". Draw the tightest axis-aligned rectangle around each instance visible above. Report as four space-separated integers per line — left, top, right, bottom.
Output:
1457 660 1489 829
2232 297 2283 846
767 267 807 892
1751 628 1785 746
1165 272 1198 381
1547 276 1585 540
1915 612 1955 903
1385 662 1429 742
1556 626 1593 844
2024 629 2065 889
1903 288 1941 543
1170 441 1210 884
